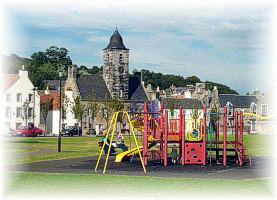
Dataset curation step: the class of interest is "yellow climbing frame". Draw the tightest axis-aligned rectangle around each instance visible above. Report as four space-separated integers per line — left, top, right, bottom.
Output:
94 111 146 174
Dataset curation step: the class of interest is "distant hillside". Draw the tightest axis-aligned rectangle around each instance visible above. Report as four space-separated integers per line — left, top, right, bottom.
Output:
140 69 238 94
2 53 238 94
2 54 32 74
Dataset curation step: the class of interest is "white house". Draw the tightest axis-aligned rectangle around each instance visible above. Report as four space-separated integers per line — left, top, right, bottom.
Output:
39 88 77 136
2 66 40 132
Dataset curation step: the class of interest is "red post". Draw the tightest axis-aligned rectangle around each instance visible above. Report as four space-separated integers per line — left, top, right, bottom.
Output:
164 110 168 166
203 106 207 165
240 111 244 160
235 111 238 149
216 121 219 161
180 107 185 165
143 102 148 166
223 106 227 166
160 104 164 151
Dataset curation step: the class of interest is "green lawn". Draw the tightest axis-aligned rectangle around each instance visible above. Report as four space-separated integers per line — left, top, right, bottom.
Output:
5 171 272 198
5 134 273 164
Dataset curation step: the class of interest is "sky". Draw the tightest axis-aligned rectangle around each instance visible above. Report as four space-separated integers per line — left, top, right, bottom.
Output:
0 0 275 94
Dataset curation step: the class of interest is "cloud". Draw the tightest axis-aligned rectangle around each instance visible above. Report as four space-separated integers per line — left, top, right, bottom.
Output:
0 0 274 94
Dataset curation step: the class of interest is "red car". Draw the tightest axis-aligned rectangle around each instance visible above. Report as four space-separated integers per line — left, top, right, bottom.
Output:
15 126 44 137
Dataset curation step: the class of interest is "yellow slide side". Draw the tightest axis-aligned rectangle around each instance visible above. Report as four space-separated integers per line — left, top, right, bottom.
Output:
115 146 142 162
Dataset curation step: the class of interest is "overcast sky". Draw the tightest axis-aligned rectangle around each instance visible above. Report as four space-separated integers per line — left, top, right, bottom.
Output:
0 0 275 94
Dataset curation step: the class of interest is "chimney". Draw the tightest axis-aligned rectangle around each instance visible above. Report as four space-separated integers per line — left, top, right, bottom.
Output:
156 86 160 92
134 72 142 83
19 65 28 78
213 86 218 98
68 64 77 79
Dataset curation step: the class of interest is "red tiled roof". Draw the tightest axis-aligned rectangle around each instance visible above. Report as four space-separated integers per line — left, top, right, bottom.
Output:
2 74 19 92
40 91 61 110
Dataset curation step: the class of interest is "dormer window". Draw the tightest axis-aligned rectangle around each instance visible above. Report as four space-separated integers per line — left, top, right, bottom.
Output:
226 102 234 117
250 102 257 114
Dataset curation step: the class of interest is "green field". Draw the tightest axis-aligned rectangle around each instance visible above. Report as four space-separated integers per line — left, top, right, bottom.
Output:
4 134 273 164
4 135 273 198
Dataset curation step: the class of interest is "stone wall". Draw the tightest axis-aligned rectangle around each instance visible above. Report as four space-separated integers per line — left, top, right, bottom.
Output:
103 49 129 100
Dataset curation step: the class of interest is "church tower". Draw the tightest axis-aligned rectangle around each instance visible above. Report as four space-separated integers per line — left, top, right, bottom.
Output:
103 28 129 99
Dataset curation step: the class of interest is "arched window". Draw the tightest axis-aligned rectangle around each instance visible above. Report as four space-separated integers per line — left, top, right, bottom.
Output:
119 54 123 62
226 102 234 117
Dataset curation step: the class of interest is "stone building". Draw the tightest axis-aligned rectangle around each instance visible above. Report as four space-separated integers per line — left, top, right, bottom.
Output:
209 86 258 132
255 89 274 134
103 28 129 99
44 28 148 134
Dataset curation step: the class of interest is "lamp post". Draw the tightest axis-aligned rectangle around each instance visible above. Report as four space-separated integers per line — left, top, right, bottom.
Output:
58 71 63 152
32 87 37 127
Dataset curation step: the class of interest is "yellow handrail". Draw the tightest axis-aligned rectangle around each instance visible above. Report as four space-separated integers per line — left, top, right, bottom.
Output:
243 112 272 120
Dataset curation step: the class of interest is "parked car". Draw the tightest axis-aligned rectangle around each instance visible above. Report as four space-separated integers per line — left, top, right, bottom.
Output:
61 127 82 136
14 126 44 137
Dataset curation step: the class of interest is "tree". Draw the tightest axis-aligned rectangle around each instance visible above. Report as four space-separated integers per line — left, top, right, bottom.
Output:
62 94 70 123
190 109 201 129
40 98 52 135
210 102 221 123
20 100 34 126
71 95 86 135
100 95 125 129
167 98 177 117
86 92 101 133
28 46 72 88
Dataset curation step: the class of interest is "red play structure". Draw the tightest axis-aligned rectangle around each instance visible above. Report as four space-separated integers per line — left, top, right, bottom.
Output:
140 102 251 167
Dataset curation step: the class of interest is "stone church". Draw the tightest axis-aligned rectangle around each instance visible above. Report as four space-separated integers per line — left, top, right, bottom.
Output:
62 28 148 134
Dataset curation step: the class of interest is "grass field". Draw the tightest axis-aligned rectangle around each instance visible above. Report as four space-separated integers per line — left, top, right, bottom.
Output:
4 134 273 164
6 171 272 198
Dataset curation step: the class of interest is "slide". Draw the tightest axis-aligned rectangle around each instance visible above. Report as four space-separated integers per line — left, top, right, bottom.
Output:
115 146 142 162
115 142 157 163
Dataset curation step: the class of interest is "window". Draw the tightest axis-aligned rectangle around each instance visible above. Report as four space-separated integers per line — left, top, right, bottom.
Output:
250 102 257 114
5 107 11 118
106 54 109 62
6 94 11 102
17 93 22 102
261 104 268 116
226 102 234 117
28 94 33 102
102 109 108 118
120 90 123 98
16 107 21 118
251 120 256 131
119 54 123 62
16 123 22 130
28 108 33 118
228 106 233 116
88 109 92 117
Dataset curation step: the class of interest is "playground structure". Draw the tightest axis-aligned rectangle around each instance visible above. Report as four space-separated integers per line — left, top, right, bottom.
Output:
95 101 252 174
